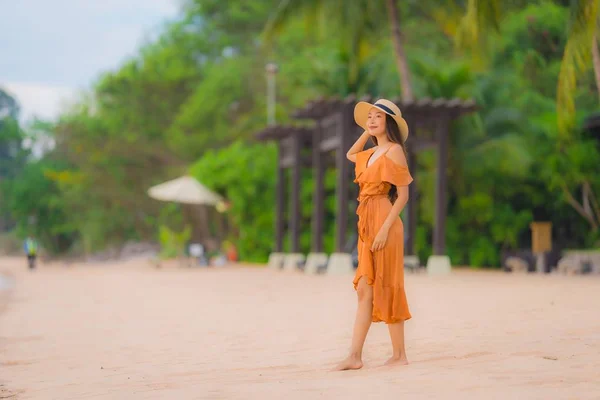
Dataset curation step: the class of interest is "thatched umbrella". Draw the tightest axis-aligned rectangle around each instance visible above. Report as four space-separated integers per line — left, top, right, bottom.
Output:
148 175 223 206
148 176 227 249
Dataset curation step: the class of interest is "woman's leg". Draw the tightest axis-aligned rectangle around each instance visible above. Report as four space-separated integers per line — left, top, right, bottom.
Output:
334 276 373 370
385 321 409 365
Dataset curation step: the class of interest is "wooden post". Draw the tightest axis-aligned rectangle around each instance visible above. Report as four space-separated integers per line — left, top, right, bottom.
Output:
275 144 285 252
433 113 450 256
405 117 417 256
349 126 362 247
530 222 552 273
214 207 225 243
335 112 349 252
312 125 325 252
406 149 417 255
289 135 301 253
530 222 552 254
198 205 210 243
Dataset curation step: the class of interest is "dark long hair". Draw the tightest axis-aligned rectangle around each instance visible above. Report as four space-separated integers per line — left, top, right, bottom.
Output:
371 114 408 204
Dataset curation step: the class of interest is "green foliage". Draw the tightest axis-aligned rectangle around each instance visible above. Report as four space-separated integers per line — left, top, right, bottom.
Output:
455 0 502 61
2 0 599 267
168 58 255 157
189 140 278 262
158 224 191 259
2 159 77 254
468 236 500 268
0 89 28 180
557 0 599 135
412 56 475 98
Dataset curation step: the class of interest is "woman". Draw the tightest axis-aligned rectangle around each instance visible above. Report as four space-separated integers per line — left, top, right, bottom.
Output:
335 99 413 371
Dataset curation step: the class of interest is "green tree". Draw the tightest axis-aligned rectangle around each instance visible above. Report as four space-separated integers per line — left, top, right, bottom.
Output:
459 1 600 243
17 0 597 260
557 0 599 134
264 0 414 100
458 0 599 135
265 0 503 102
189 140 277 262
0 88 28 179
0 88 29 232
2 158 77 253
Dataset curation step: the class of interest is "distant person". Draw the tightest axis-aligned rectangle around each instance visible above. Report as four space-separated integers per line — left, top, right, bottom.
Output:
24 235 38 270
335 99 413 370
225 243 238 262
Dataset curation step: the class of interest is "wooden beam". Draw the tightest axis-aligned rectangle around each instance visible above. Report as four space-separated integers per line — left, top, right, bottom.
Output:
280 155 294 168
275 144 285 252
312 126 325 252
347 113 360 249
320 136 340 152
433 113 450 255
289 136 301 253
279 136 294 167
406 119 418 256
335 113 350 252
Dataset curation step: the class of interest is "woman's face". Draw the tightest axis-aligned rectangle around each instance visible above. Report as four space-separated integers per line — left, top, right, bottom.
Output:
366 108 387 136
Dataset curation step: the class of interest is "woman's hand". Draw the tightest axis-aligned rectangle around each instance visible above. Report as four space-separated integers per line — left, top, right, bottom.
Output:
371 225 390 252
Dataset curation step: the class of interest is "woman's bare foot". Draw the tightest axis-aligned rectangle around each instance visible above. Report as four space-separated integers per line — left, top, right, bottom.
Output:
383 355 409 366
333 356 364 371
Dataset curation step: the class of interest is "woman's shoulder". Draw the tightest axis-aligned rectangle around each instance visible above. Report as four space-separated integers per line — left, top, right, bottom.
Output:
384 144 408 167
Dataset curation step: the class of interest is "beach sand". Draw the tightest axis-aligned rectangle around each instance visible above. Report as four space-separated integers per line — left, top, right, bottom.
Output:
1 256 599 399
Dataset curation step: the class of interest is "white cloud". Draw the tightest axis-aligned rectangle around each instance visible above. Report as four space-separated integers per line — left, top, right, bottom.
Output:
0 0 179 121
2 82 77 122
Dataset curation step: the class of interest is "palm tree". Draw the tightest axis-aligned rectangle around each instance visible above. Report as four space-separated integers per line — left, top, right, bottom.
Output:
264 0 502 102
458 0 599 135
455 0 502 56
459 1 600 233
557 0 599 135
384 0 413 101
264 0 415 102
593 34 600 101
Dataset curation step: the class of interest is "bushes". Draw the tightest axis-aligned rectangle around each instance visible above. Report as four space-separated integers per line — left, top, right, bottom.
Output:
190 140 277 263
158 225 191 259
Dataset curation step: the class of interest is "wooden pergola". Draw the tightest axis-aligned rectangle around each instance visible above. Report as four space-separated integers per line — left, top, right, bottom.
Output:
255 95 477 257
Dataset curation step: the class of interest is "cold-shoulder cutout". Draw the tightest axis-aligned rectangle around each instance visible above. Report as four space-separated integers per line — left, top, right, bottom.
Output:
384 144 408 167
382 145 412 187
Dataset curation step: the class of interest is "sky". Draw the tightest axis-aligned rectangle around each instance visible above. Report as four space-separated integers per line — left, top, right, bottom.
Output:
1 0 180 123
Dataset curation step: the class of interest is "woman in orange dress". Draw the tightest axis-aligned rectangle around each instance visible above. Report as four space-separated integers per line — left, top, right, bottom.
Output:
335 99 413 371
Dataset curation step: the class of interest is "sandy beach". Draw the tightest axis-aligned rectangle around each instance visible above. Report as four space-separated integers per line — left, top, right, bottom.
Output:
1 256 599 399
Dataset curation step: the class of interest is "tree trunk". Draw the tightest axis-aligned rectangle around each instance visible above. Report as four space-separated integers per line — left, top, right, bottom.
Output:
592 33 600 103
583 181 592 217
585 180 600 222
386 0 414 103
561 183 599 231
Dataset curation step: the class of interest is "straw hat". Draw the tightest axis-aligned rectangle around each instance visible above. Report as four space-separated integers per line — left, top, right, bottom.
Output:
353 99 409 143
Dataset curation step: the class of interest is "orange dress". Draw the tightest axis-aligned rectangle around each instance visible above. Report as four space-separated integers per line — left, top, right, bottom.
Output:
353 147 413 324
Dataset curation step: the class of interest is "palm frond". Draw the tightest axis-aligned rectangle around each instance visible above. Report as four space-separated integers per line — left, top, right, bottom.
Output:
455 0 502 67
429 0 465 38
482 107 526 137
468 133 533 178
456 0 501 44
556 0 599 137
262 0 387 84
262 0 322 43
